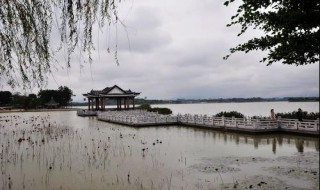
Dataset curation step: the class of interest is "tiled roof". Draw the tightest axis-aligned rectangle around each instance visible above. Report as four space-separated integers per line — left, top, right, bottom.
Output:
83 85 140 97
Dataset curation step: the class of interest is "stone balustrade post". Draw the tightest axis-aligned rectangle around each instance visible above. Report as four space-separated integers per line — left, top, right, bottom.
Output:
255 118 259 129
277 116 281 128
232 116 236 127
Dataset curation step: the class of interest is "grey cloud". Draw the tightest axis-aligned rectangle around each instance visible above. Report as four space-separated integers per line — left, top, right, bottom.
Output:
5 0 317 102
112 6 173 53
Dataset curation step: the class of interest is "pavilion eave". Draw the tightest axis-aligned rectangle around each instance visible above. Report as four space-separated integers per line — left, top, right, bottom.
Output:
83 85 140 111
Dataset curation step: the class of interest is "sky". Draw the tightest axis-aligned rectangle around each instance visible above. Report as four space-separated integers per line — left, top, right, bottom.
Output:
1 0 319 102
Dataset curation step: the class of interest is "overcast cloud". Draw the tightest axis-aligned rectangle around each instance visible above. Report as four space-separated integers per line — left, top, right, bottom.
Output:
2 0 319 101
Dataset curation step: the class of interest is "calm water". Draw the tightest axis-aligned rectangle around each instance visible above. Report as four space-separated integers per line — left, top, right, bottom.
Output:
0 106 319 190
75 101 319 116
153 101 319 116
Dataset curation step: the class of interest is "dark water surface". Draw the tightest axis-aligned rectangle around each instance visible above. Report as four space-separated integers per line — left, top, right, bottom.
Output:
0 111 319 190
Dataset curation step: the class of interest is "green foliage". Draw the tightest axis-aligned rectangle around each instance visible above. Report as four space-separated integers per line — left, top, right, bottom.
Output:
0 1 121 89
137 103 152 110
38 90 60 105
150 107 172 115
0 86 73 109
137 103 172 115
276 111 319 120
58 86 73 106
0 91 12 105
11 94 39 109
215 111 244 118
28 94 37 99
224 0 319 66
38 86 73 107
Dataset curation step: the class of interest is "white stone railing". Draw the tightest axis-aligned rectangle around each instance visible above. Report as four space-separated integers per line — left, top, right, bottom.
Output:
278 118 319 131
97 110 178 125
177 114 319 132
97 111 319 132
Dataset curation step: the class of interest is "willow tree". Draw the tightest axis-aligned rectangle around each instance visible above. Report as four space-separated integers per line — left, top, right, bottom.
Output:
223 0 319 66
0 0 121 89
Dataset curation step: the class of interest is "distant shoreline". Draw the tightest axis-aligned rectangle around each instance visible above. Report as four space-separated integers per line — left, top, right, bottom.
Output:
0 108 79 113
70 100 319 106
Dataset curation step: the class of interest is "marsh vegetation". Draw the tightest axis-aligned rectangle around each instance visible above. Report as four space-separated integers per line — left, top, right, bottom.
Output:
0 111 319 190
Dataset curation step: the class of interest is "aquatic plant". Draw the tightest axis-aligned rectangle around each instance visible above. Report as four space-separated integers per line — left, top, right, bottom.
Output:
215 111 244 118
137 104 173 115
276 111 319 120
0 111 318 190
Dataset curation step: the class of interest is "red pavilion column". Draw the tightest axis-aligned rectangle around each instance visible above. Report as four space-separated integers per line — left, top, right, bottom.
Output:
126 97 129 109
91 99 94 110
116 98 119 110
96 98 99 110
133 97 135 109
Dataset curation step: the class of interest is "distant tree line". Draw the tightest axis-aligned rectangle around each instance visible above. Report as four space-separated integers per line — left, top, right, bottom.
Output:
0 86 73 109
287 97 320 102
134 97 319 104
215 111 319 120
72 96 319 106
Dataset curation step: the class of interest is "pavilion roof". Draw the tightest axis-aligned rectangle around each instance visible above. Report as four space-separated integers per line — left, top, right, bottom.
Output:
83 85 140 98
45 97 59 106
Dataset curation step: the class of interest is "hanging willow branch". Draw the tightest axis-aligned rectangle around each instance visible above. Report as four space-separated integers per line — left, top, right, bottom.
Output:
0 0 121 89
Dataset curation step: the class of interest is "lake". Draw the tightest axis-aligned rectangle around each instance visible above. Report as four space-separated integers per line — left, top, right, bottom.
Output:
75 101 319 116
0 102 319 190
153 101 319 116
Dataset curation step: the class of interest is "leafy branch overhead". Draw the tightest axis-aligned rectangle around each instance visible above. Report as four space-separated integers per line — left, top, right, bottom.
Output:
0 0 121 89
223 0 319 66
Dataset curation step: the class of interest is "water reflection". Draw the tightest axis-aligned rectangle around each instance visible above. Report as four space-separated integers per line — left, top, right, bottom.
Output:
272 138 277 154
296 139 304 153
188 127 319 153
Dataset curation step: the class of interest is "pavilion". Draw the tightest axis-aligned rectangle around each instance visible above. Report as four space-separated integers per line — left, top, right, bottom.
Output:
83 85 140 111
45 97 59 109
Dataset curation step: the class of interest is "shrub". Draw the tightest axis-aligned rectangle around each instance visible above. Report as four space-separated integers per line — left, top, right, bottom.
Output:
137 104 172 115
150 107 172 115
276 111 319 120
251 111 320 120
137 103 151 110
215 111 244 118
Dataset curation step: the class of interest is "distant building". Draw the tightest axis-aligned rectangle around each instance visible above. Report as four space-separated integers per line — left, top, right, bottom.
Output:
45 97 59 109
83 85 140 111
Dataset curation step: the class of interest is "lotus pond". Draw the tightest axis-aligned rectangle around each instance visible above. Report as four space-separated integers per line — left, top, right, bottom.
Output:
0 111 319 190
